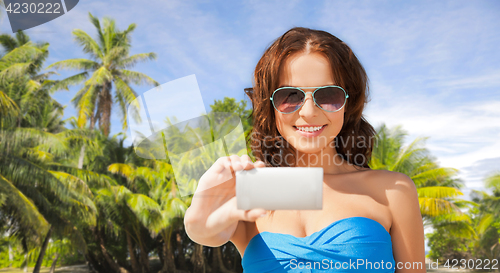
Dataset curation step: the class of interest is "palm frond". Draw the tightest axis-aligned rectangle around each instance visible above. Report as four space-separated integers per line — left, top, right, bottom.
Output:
419 197 461 217
477 213 495 235
46 58 99 71
49 71 89 93
108 163 135 179
0 127 68 157
117 69 159 87
49 164 116 189
113 76 139 130
105 46 128 66
390 136 428 173
0 62 32 84
118 52 157 69
0 90 20 120
0 42 41 65
84 66 112 86
418 186 463 199
485 172 500 192
87 12 104 47
0 33 19 52
0 173 49 237
74 85 98 128
71 29 103 60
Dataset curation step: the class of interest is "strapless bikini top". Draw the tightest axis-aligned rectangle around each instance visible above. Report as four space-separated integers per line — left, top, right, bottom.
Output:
241 217 395 273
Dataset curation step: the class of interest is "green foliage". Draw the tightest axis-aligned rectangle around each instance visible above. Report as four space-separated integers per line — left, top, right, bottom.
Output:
0 14 254 273
485 172 500 195
427 172 500 262
210 97 253 135
426 226 472 261
0 238 84 269
47 12 159 136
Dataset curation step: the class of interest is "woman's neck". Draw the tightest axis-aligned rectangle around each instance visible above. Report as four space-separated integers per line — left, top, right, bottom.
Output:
294 145 356 175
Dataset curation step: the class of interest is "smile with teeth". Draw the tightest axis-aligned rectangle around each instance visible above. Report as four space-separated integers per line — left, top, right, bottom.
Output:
294 125 325 132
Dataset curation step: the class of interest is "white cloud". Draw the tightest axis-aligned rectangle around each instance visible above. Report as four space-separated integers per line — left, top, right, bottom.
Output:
432 70 500 90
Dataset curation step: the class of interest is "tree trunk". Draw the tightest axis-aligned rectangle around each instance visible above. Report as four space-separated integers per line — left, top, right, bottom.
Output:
157 243 164 268
24 254 28 272
8 243 13 267
48 252 59 273
93 227 130 273
98 82 112 137
78 144 86 169
78 107 96 169
33 226 52 273
138 240 150 273
126 233 140 273
175 232 187 271
161 231 176 273
192 243 205 273
211 246 232 273
232 246 240 271
85 251 104 273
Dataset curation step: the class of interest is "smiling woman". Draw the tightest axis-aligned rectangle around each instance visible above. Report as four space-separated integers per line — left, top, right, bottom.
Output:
183 27 426 273
247 28 375 170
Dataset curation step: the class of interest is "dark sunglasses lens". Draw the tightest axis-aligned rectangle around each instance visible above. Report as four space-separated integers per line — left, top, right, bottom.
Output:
315 87 346 112
273 88 304 113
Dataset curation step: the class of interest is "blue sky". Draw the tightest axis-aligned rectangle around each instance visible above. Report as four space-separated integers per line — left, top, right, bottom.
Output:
1 1 499 203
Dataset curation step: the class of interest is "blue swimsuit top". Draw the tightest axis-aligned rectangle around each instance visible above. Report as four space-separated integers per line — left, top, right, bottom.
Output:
241 217 395 273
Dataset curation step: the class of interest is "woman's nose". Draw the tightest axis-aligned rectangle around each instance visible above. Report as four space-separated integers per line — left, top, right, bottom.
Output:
298 92 318 117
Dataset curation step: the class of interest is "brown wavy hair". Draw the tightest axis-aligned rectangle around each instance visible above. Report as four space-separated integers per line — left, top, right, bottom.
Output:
245 27 376 169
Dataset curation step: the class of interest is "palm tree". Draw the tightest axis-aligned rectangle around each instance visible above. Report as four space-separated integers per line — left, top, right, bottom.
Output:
0 126 98 273
470 172 500 259
369 124 465 222
108 159 190 273
0 31 101 272
159 111 247 273
0 40 42 128
430 173 500 261
47 12 159 137
0 31 64 131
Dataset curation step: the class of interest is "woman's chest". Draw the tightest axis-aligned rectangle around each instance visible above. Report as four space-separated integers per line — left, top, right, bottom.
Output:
241 187 396 273
252 183 392 238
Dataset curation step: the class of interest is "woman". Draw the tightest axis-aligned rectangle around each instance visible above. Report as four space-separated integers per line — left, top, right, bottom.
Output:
184 27 426 272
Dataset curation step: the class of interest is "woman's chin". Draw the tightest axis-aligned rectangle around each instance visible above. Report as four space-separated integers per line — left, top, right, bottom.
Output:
294 146 328 155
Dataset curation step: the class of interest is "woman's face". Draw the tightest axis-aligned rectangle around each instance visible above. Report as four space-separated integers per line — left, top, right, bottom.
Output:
275 52 345 155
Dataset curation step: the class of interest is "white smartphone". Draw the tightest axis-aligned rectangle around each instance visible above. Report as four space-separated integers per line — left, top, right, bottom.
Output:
235 167 323 210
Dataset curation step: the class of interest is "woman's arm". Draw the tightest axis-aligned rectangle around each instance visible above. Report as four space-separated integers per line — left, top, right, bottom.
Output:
184 155 267 247
387 172 427 273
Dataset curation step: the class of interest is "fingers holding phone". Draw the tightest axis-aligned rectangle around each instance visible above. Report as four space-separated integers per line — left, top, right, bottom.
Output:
185 154 267 243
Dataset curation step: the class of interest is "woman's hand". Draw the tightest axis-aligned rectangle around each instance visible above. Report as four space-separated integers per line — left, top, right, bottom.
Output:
184 154 267 246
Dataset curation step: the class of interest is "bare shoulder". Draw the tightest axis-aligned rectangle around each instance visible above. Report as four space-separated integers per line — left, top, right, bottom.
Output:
364 169 417 192
362 169 422 236
367 170 426 268
361 169 420 218
379 170 418 200
380 170 420 217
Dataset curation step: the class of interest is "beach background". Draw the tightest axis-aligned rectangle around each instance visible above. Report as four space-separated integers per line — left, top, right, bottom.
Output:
0 0 499 272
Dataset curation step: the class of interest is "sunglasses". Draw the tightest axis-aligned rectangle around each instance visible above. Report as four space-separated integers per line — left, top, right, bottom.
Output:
270 85 349 114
